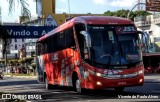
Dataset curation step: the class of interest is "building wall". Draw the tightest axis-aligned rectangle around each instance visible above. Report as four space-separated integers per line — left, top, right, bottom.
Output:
25 39 37 57
42 0 55 16
0 23 25 59
134 14 160 52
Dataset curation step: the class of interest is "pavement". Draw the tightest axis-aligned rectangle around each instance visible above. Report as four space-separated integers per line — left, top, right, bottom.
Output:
144 74 160 83
3 74 160 83
4 75 37 79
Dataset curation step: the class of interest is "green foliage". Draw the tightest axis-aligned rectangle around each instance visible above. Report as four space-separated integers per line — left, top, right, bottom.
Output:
23 57 34 63
18 59 25 63
0 25 11 57
7 57 34 65
103 9 151 21
7 0 31 17
31 63 36 69
8 59 19 66
0 60 5 64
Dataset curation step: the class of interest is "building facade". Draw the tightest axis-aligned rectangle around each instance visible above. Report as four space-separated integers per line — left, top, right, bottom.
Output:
134 14 160 52
25 39 37 57
0 23 26 59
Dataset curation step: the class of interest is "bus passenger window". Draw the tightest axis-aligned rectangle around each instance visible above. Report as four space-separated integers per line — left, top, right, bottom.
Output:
75 24 86 57
65 28 75 48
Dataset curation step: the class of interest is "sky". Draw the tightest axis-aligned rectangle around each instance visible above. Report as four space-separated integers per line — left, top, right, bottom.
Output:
0 0 145 22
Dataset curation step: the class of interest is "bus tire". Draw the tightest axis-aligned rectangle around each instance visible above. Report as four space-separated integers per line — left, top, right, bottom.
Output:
115 87 125 93
45 77 52 90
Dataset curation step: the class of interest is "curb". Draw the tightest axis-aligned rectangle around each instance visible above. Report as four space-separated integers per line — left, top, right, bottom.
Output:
4 75 37 79
144 80 160 83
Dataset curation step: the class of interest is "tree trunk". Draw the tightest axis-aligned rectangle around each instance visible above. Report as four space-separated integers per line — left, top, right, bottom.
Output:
4 51 7 73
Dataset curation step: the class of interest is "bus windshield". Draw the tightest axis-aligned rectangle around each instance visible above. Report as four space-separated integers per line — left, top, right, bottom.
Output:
87 25 142 68
118 34 142 65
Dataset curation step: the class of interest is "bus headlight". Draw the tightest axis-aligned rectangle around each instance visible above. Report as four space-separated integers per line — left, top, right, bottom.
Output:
96 73 102 77
138 70 144 75
88 69 103 77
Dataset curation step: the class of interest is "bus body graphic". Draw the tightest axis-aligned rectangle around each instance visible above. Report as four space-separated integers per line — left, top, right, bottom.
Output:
36 16 144 92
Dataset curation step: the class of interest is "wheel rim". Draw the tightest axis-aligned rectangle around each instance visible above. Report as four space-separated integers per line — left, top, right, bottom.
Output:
76 80 81 93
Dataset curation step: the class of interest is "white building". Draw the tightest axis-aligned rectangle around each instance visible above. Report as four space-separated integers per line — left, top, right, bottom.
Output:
0 23 25 59
25 39 37 57
134 14 160 52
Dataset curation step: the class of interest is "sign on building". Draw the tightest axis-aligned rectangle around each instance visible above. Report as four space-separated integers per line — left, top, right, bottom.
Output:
45 14 58 26
3 26 56 38
10 50 19 54
146 0 160 12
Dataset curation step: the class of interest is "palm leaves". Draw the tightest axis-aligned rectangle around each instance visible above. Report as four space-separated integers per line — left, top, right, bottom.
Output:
7 0 31 17
0 25 11 58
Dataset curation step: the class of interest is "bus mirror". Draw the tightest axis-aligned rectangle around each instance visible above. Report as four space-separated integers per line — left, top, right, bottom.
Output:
138 31 149 45
80 31 91 47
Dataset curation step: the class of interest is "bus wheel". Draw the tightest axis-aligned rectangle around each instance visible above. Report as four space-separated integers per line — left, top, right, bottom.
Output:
115 87 125 93
45 77 52 90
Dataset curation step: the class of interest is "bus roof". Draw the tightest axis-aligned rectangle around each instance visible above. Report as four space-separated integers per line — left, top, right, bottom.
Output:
38 16 134 42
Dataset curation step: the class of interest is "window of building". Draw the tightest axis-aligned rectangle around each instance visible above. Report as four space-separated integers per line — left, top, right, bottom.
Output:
15 38 17 42
22 39 24 42
15 44 17 49
15 54 18 58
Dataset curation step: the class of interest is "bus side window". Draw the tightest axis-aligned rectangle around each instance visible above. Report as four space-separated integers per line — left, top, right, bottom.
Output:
43 43 47 54
46 37 51 53
75 23 86 57
65 27 76 49
57 31 65 51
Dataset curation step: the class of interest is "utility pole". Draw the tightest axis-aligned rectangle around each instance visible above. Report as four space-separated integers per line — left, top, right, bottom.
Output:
68 0 71 18
0 7 2 24
137 0 143 11
127 3 146 19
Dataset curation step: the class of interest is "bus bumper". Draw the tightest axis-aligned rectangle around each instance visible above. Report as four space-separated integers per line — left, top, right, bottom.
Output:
84 74 144 89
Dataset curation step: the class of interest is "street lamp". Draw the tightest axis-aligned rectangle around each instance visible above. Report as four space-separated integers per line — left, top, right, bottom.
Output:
127 3 146 19
68 0 71 18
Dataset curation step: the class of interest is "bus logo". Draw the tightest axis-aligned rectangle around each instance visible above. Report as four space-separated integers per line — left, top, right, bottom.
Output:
52 54 58 61
116 26 136 34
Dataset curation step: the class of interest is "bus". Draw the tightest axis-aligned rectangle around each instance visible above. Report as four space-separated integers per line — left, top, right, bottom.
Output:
36 16 144 94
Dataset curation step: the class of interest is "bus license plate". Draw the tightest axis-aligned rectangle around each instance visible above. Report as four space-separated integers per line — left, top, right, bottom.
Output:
118 82 126 85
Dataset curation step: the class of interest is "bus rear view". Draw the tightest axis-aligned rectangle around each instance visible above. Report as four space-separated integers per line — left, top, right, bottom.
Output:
36 16 144 94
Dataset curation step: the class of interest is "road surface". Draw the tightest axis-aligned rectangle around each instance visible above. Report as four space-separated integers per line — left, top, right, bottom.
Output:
0 75 160 102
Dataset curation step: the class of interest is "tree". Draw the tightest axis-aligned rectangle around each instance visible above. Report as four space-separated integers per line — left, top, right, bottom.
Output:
0 25 11 66
103 9 151 21
0 0 30 68
7 0 31 17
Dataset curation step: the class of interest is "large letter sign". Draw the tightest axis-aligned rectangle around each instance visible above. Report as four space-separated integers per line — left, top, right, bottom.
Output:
3 26 57 38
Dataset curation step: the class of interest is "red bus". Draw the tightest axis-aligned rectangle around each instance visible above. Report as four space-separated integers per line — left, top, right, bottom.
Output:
36 16 144 94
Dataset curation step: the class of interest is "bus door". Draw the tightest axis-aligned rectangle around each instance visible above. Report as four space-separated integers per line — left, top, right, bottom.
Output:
36 43 45 83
